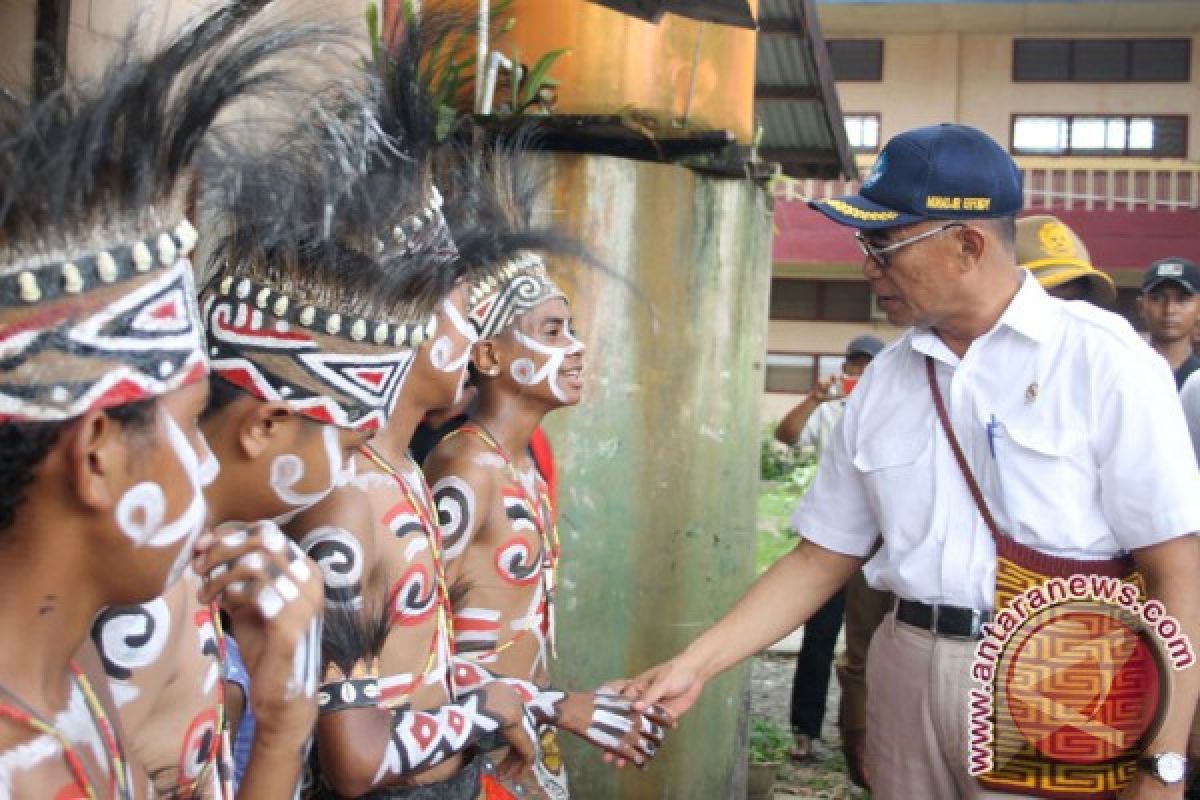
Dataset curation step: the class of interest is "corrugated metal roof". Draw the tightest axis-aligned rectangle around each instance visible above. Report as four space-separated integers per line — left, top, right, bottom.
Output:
754 0 857 179
757 34 818 87
758 103 834 149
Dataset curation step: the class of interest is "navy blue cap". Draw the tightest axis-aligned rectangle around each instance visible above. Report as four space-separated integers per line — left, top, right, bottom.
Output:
810 124 1024 230
1142 257 1199 295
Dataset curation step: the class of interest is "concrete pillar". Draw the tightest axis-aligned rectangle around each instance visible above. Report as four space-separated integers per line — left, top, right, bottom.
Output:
541 153 772 799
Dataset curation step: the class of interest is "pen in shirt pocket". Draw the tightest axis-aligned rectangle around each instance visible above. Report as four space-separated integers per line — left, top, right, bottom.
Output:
986 414 999 459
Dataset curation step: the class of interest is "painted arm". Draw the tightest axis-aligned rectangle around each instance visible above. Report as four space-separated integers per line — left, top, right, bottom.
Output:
450 657 668 766
314 604 536 796
192 522 326 800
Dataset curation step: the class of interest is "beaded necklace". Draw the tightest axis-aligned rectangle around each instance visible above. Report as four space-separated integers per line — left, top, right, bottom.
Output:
0 662 130 800
444 422 559 660
360 444 455 706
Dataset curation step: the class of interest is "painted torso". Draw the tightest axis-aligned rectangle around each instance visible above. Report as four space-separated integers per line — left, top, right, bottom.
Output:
91 576 230 799
433 427 556 686
296 448 466 786
356 454 454 712
0 651 150 800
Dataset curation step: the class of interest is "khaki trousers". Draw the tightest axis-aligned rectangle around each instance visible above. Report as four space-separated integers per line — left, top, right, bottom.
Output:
865 612 1037 800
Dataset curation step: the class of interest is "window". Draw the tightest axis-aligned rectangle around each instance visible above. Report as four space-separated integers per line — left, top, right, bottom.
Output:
764 353 844 394
769 279 872 322
1013 38 1190 82
828 39 883 81
844 114 881 153
1011 114 1187 157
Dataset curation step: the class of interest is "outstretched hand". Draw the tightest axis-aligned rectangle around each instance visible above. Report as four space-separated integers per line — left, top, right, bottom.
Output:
555 690 672 768
617 657 707 720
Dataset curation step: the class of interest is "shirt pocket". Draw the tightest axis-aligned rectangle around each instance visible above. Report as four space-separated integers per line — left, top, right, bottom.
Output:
852 428 933 536
994 419 1091 538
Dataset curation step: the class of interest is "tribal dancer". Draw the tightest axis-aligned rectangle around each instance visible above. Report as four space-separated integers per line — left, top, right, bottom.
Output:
286 21 668 800
425 136 587 800
0 5 323 798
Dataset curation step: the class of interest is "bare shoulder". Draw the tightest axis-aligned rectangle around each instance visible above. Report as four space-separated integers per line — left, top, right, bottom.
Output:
285 484 376 550
427 429 501 491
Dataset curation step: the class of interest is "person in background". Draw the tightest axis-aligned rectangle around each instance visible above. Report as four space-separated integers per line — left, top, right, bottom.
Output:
773 335 883 762
1015 215 1116 305
1139 257 1200 389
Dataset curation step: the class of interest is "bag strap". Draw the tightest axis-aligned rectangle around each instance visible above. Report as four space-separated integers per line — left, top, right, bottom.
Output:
924 355 1005 543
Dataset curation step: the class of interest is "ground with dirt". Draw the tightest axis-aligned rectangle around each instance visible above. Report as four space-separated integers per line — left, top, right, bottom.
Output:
748 654 868 799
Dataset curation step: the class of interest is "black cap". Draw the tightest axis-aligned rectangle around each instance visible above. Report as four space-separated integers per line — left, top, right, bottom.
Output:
809 124 1024 230
1142 258 1199 295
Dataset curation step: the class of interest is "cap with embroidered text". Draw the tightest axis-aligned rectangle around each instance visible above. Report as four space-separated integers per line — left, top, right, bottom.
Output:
1142 258 1199 295
809 124 1024 230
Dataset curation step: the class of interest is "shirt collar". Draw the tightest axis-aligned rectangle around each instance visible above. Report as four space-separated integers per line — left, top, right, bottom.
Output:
910 270 1057 362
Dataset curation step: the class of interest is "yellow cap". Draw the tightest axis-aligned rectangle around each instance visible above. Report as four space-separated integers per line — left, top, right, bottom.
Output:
1016 215 1117 305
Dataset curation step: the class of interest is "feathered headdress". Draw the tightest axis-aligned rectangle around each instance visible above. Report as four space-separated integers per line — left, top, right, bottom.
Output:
441 126 582 341
0 1 325 423
200 75 444 434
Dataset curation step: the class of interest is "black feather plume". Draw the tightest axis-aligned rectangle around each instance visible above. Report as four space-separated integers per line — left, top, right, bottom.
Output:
0 1 339 275
321 595 392 675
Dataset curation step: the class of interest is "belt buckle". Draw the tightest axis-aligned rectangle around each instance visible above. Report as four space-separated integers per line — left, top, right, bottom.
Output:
938 604 983 640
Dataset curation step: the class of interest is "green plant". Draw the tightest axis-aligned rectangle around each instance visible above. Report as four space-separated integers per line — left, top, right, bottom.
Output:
760 423 817 482
748 717 791 764
371 0 568 139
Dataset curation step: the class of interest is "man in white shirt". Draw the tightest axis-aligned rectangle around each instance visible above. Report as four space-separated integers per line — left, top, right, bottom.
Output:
624 124 1200 799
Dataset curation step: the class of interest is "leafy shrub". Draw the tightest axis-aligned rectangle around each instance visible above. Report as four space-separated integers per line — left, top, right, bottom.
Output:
748 717 792 764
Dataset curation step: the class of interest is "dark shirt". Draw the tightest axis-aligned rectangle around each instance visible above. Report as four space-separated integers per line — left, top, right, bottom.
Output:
1176 352 1200 391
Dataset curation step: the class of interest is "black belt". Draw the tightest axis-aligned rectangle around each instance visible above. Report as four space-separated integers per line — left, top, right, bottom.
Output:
893 598 992 640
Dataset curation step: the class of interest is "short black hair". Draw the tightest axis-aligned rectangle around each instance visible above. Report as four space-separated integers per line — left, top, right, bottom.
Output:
200 374 248 422
990 215 1017 249
0 398 156 535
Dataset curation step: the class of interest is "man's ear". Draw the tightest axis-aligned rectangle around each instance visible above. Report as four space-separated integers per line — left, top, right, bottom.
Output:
959 224 987 269
1135 295 1148 322
472 339 502 378
237 400 295 460
69 409 132 511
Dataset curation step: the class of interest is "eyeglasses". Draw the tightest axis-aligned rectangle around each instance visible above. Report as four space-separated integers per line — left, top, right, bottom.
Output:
855 222 965 266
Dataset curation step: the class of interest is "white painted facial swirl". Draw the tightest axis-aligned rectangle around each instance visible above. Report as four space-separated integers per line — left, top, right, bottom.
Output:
113 413 211 590
510 329 585 404
429 297 479 382
271 425 353 525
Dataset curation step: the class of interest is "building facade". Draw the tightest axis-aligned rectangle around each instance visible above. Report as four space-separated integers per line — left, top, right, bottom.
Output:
762 0 1200 423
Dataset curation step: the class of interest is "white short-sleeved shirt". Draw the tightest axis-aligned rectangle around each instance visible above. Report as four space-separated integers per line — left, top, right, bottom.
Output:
791 273 1200 611
1182 370 1200 465
792 399 846 462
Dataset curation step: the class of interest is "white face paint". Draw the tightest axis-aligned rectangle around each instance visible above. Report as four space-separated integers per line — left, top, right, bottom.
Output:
270 425 354 525
113 412 210 590
510 329 585 404
428 299 479 403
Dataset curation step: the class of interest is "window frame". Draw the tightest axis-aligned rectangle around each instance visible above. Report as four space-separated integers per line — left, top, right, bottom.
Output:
827 39 884 82
1009 113 1189 158
764 351 845 395
768 278 873 323
843 112 882 154
1012 38 1191 83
